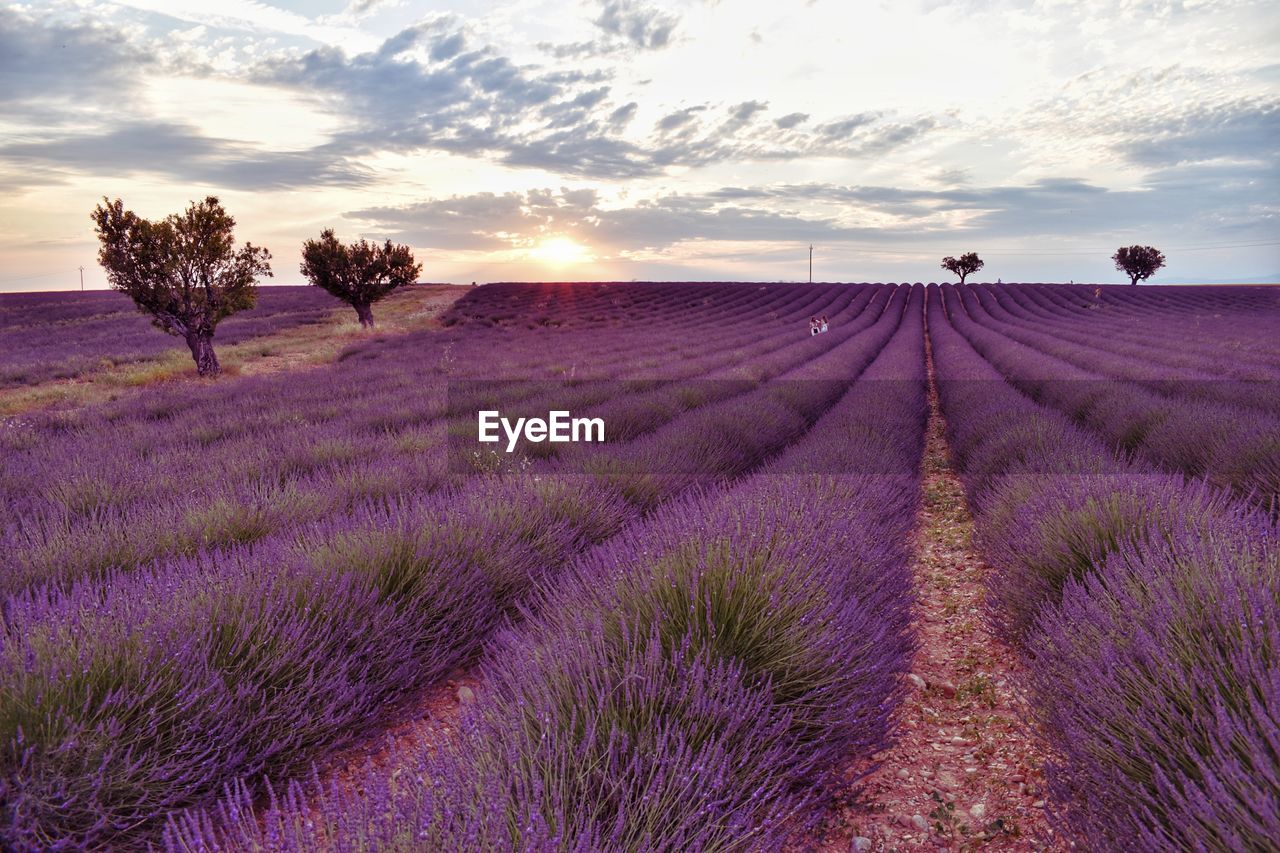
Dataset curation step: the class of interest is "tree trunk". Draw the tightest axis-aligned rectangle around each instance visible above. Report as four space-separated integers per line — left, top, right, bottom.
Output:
959 273 968 284
187 331 220 377
1130 275 1139 285
353 302 375 328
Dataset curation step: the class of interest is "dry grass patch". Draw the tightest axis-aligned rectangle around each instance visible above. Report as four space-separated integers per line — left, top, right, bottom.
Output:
0 285 464 416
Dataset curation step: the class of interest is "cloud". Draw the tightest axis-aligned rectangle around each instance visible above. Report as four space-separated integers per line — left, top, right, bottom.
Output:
1119 99 1280 167
247 21 941 177
774 112 809 129
656 105 706 133
500 133 656 177
348 186 902 256
1015 64 1280 174
0 121 372 190
430 31 467 61
350 191 543 250
0 8 946 195
608 101 638 128
0 6 153 120
247 25 618 165
343 0 398 15
348 165 1280 262
538 0 680 59
0 9 376 191
858 117 937 154
729 100 769 123
930 167 972 185
814 112 880 141
594 0 679 50
537 39 605 60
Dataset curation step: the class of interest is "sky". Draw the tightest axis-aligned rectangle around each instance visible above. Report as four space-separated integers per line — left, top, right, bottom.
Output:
1 0 1277 291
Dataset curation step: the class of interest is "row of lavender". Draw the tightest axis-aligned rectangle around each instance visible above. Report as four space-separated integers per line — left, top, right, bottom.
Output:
928 287 1278 848
442 280 801 329
168 285 931 850
0 283 905 848
940 285 1280 509
966 285 1280 401
973 284 1280 376
0 286 342 388
0 284 875 595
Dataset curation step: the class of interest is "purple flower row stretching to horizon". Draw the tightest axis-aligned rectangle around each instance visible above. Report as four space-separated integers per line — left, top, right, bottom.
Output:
0 285 887 598
938 284 1280 509
927 285 1279 849
165 285 930 851
1 282 915 848
3 280 1276 849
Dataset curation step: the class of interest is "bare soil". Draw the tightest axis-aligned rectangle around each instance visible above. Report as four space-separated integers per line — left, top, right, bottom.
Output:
323 669 483 795
814 349 1062 851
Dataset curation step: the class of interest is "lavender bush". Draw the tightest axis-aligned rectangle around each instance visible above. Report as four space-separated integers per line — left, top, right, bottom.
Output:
2 283 907 847
940 284 1280 507
1030 519 1280 849
166 285 928 851
3 283 872 594
978 475 1246 644
928 284 1280 848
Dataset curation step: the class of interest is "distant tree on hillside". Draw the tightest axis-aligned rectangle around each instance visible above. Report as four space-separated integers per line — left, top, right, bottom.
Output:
91 196 272 377
941 252 984 284
300 230 422 328
1112 245 1166 285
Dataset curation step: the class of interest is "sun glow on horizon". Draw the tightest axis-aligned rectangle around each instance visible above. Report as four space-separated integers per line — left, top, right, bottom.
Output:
531 236 594 266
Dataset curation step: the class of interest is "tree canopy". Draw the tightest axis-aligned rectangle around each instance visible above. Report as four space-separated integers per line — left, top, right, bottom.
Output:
1112 245 1166 285
941 252 985 284
300 230 422 328
91 196 272 376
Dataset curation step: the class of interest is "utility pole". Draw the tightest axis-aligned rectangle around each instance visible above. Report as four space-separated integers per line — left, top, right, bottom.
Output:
79 265 85 291
808 245 813 283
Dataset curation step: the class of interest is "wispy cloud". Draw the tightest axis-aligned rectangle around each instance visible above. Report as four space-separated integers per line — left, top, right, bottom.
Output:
0 121 372 190
349 167 1279 258
594 0 679 50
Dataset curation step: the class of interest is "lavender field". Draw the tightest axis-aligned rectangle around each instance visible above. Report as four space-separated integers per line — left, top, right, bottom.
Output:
0 286 340 388
1 281 1277 850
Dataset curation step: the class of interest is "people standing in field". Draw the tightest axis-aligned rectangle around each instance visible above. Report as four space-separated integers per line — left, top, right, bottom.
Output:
820 315 829 333
809 317 819 336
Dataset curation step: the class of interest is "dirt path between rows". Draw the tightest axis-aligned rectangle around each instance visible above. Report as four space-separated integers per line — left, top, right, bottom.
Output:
202 315 1065 849
817 340 1062 852
262 339 1068 851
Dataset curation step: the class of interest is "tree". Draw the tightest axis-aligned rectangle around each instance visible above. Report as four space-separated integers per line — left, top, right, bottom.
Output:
941 252 984 284
1112 245 1166 285
91 196 272 377
300 230 422 328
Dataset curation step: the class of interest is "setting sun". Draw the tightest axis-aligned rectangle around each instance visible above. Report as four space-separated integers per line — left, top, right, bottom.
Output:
531 236 593 266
